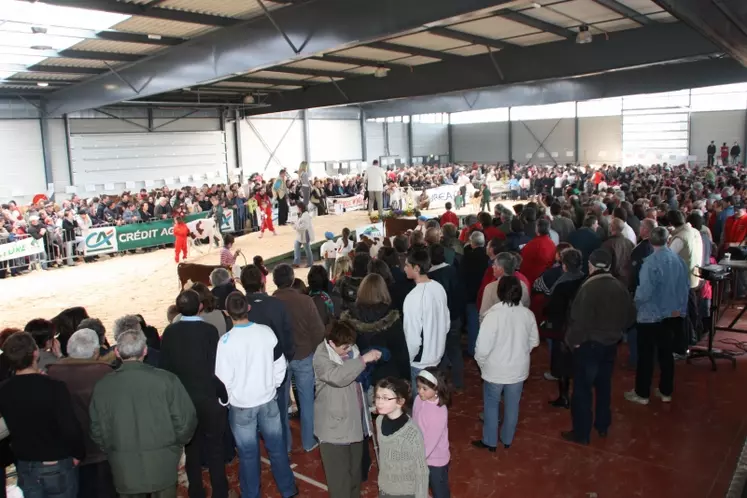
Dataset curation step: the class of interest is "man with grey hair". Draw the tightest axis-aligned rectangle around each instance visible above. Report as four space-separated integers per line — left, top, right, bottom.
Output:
480 253 530 318
625 227 689 406
112 315 142 343
462 229 490 356
48 329 116 498
90 329 197 498
602 218 635 287
210 267 236 311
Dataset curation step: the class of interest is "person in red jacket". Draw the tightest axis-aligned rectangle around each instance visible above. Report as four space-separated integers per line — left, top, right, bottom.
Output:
520 219 557 286
173 216 189 263
258 199 276 238
721 142 730 165
722 203 747 249
440 201 459 227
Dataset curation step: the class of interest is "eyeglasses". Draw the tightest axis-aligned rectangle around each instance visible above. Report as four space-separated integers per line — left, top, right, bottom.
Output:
375 396 398 402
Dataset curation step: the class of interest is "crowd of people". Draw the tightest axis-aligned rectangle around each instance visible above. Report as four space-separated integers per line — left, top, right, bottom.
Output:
2 157 746 498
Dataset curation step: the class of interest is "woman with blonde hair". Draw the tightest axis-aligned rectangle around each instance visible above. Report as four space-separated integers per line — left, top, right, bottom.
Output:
299 161 311 206
331 255 352 284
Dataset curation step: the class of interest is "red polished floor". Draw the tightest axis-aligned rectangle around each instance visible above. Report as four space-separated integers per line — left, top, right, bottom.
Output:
180 311 747 498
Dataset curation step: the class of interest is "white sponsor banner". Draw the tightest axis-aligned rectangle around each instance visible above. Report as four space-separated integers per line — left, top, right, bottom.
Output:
408 185 459 210
83 226 118 256
0 236 45 262
327 194 366 215
220 208 235 233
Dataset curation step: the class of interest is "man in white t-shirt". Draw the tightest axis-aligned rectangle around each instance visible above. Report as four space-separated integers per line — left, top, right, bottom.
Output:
320 231 337 274
403 248 450 387
364 160 387 216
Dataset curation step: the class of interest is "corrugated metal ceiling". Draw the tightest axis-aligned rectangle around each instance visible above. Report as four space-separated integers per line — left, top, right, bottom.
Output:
71 39 164 54
111 16 214 37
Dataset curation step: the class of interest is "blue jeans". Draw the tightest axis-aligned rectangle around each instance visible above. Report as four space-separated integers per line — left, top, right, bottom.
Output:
289 353 317 451
17 458 78 498
277 371 292 453
625 326 638 367
465 303 479 356
438 318 464 389
229 400 297 498
482 380 524 447
428 464 451 498
293 240 313 266
571 341 616 442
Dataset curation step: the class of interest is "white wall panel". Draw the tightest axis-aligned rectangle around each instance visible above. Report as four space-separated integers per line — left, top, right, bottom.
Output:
452 122 509 163
69 118 150 134
0 120 46 203
412 123 448 156
690 110 746 159
365 122 385 162
386 122 409 160
151 118 221 132
579 116 622 165
309 119 362 161
225 120 238 177
239 117 305 179
70 132 227 194
513 118 575 164
47 119 72 198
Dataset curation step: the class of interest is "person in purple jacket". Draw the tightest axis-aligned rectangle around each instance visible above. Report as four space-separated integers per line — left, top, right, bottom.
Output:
413 368 452 498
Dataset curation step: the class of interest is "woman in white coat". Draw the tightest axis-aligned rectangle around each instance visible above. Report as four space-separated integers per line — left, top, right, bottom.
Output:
293 202 315 268
472 276 539 451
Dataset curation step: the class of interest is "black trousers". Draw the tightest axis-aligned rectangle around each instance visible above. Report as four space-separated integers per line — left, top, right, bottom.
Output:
571 341 617 442
185 400 229 498
278 197 289 226
635 318 679 399
78 460 117 498
320 441 363 498
707 154 714 166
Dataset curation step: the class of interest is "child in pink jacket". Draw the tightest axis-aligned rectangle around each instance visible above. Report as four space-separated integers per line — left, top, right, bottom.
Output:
413 368 451 498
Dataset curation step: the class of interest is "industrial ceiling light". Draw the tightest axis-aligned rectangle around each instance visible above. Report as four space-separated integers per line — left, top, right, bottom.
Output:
147 34 162 40
31 26 48 34
37 82 49 87
30 45 53 50
374 67 389 78
576 25 592 44
243 95 255 104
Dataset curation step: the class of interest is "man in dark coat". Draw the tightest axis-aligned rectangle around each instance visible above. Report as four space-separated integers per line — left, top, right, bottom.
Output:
90 329 197 498
160 290 229 498
461 231 490 356
567 215 602 273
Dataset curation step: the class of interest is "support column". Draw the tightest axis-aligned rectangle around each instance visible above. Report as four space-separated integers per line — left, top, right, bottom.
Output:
574 102 579 164
39 117 54 195
147 107 154 132
507 108 513 165
360 109 367 163
234 109 243 183
743 108 747 164
63 115 74 188
447 123 454 163
302 109 311 164
407 117 414 164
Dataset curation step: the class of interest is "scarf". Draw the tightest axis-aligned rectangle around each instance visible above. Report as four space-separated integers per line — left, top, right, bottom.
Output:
310 290 334 315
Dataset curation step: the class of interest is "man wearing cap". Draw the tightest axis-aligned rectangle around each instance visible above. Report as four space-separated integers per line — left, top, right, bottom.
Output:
364 160 386 217
624 227 689 406
320 232 337 275
273 170 289 226
562 248 635 445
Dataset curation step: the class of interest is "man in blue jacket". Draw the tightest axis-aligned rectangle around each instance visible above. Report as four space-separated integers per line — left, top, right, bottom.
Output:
625 227 689 406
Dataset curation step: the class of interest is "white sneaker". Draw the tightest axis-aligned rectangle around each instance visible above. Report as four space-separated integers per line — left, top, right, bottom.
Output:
655 389 672 403
624 390 650 405
544 371 558 381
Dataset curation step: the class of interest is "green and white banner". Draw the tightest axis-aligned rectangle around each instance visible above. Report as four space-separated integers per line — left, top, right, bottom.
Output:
0 236 46 262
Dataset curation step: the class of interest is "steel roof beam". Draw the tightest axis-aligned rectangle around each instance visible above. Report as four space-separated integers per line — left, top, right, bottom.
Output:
366 41 461 61
496 11 575 39
58 49 145 62
42 0 520 115
36 0 240 27
316 55 401 70
95 30 185 46
230 76 313 86
428 27 508 50
0 64 105 75
262 66 356 79
591 0 652 24
240 23 718 115
653 0 747 66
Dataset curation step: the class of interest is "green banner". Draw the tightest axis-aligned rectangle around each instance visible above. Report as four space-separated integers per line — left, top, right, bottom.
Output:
115 212 209 251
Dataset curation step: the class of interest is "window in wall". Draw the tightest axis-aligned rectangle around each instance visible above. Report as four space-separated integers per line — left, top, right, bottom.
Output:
622 90 690 110
576 97 622 117
403 116 410 123
510 101 576 121
375 117 385 123
622 106 689 166
690 83 747 112
450 107 509 124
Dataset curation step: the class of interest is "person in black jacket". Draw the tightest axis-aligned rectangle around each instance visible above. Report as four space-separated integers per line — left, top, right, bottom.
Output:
373 249 414 313
334 253 369 311
461 231 490 356
0 332 85 498
240 264 296 453
210 267 237 311
707 141 716 166
159 290 229 498
428 243 465 389
341 274 410 385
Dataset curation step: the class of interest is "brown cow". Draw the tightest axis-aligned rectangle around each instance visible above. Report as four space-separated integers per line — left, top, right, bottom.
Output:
176 262 234 289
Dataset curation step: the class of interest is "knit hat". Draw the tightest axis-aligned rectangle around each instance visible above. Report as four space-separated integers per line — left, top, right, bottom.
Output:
589 249 612 271
325 231 334 240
